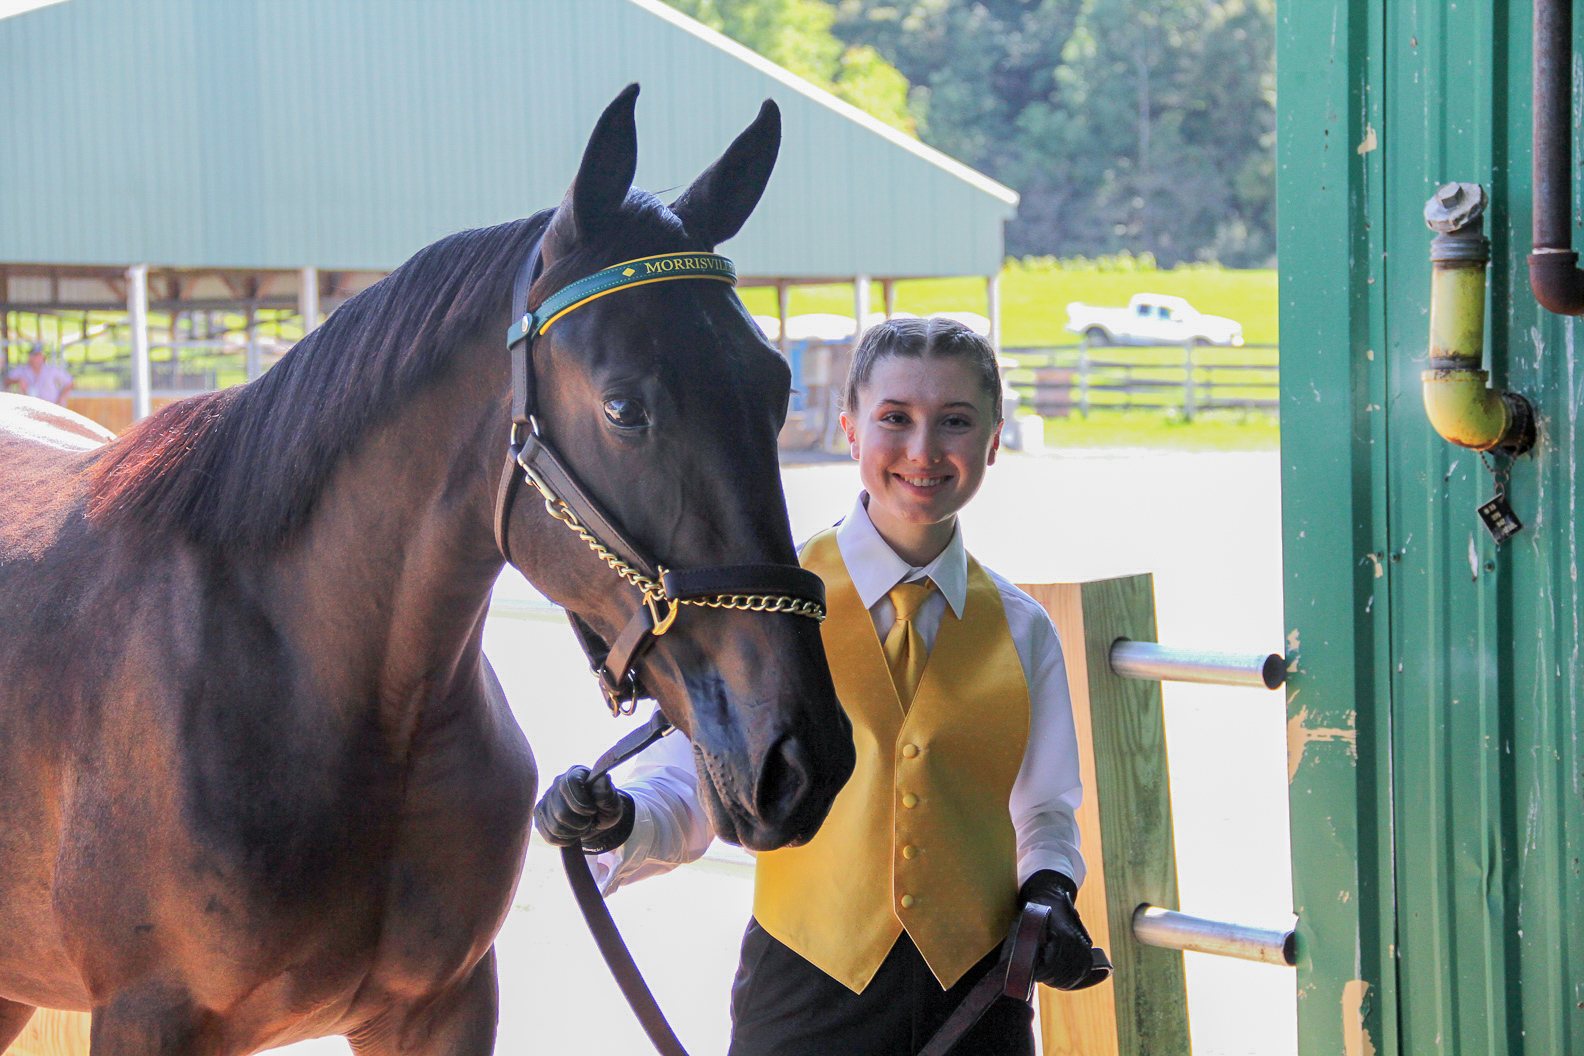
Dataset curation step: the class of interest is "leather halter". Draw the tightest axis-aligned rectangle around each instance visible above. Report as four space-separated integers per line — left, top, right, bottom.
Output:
493 239 827 715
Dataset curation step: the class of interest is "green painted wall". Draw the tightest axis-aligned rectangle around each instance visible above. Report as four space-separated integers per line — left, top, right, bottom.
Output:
0 0 1015 277
1280 2 1584 1054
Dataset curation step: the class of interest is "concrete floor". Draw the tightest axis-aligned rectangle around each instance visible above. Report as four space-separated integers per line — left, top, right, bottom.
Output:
277 447 1295 1056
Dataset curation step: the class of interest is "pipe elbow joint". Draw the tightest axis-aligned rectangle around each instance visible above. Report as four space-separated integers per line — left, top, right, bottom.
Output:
1421 370 1536 455
1528 249 1584 316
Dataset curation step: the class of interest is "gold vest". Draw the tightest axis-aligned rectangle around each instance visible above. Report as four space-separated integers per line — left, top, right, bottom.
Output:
754 528 1031 993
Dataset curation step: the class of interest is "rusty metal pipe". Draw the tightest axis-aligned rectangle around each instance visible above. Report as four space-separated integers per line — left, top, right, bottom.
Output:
1529 0 1584 315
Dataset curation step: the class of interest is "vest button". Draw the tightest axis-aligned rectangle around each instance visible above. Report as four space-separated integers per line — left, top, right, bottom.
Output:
900 894 916 908
901 744 919 758
902 845 919 859
902 794 919 808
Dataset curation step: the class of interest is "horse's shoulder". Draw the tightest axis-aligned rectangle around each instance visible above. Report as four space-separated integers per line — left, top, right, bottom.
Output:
0 393 114 451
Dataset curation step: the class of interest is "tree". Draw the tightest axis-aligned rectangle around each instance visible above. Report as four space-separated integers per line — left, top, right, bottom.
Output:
662 0 918 133
666 0 1276 264
833 0 1276 265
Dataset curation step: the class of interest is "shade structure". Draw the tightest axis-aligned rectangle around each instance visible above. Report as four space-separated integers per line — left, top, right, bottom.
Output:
0 0 1017 282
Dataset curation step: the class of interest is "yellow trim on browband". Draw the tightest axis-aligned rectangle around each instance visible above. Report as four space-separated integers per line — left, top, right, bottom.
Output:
540 273 735 333
538 253 737 334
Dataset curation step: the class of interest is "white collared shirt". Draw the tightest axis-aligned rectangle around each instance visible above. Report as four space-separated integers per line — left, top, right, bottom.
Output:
593 493 1085 894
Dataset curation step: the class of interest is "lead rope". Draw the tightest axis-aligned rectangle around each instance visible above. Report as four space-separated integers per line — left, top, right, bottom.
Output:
566 707 1083 1056
561 711 690 1056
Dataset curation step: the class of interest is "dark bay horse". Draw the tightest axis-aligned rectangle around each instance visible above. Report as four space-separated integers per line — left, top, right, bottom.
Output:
0 85 854 1056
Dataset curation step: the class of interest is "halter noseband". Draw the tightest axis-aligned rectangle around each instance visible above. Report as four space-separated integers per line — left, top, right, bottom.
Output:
494 243 827 716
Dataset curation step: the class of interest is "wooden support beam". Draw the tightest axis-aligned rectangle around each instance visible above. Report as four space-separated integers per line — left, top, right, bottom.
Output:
127 264 151 422
299 266 320 336
987 273 1002 353
776 280 790 360
244 301 259 381
1018 576 1189 1056
6 1010 90 1056
853 274 871 338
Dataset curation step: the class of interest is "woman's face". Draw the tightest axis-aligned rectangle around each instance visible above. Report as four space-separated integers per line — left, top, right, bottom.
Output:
840 353 1000 532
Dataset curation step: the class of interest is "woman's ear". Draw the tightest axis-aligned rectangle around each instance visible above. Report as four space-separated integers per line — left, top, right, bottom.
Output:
840 411 860 460
987 423 1002 467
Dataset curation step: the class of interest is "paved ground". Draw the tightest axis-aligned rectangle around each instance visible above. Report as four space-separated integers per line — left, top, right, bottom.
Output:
277 448 1294 1056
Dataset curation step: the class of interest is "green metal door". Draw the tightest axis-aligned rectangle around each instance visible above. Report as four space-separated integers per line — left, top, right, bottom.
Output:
1280 2 1584 1054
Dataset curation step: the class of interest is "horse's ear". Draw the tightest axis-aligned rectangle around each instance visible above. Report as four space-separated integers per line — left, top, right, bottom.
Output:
546 83 641 256
671 99 781 247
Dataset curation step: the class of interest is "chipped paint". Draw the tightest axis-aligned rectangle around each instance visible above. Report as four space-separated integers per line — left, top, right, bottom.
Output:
1288 705 1358 782
1342 980 1376 1056
1356 124 1378 154
1364 552 1385 578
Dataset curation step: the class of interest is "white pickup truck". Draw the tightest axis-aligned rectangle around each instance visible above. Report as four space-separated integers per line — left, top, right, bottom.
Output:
1065 293 1244 347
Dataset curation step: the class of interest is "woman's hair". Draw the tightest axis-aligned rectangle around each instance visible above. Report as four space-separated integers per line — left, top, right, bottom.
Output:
842 317 1003 422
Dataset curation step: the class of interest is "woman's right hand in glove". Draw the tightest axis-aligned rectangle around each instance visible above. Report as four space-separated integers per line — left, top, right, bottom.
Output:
533 766 636 854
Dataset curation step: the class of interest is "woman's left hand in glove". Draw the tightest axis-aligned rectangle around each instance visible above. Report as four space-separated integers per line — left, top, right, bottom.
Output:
1018 870 1109 991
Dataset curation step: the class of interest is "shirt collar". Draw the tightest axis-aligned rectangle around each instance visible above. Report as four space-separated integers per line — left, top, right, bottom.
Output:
834 493 968 618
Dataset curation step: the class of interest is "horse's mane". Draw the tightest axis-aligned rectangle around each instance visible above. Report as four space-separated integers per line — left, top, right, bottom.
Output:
87 214 551 552
88 189 698 552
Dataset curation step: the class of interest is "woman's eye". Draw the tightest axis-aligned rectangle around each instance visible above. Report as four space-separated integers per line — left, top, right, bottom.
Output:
603 398 650 429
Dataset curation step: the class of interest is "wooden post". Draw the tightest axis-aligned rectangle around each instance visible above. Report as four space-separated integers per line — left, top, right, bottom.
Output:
1078 338 1092 418
1018 576 1190 1056
882 278 896 319
299 266 320 337
244 301 260 381
127 263 151 421
776 280 790 360
853 274 871 338
7 1010 91 1056
986 273 1002 353
1181 341 1196 421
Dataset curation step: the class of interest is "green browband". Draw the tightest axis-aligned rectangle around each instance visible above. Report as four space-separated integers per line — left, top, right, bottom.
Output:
508 252 737 346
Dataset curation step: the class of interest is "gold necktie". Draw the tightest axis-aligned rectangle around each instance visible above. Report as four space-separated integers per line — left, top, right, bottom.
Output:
883 579 935 709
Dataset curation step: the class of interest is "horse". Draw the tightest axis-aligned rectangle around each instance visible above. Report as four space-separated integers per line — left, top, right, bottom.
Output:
0 84 855 1056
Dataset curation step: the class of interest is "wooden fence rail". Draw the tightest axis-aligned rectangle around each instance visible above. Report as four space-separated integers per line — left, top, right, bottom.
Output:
1005 342 1279 422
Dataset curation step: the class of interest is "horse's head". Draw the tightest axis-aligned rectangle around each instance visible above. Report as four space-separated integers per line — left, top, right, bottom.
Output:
501 86 854 851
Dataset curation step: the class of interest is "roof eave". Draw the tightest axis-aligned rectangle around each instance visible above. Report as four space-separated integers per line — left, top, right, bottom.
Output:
626 0 1020 210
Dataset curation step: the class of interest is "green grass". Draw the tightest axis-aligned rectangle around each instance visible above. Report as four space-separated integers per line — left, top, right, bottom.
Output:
1034 409 1280 452
736 263 1278 348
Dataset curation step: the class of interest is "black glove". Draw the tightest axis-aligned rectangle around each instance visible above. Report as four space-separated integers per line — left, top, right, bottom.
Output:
533 766 636 854
1019 870 1106 991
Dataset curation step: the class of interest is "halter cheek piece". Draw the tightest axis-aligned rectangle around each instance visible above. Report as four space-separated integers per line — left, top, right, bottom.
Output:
494 243 827 716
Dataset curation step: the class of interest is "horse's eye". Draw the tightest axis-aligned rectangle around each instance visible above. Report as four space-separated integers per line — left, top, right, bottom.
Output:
603 398 650 429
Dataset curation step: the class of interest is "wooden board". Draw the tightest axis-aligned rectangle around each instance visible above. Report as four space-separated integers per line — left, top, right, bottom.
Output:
1021 577 1190 1056
5 1010 90 1056
62 395 180 435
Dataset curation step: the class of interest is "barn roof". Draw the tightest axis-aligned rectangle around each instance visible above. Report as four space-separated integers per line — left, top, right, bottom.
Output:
0 0 1017 280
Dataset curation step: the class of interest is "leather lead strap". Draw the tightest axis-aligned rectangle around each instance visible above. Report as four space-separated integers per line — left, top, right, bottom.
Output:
914 904 1050 1056
562 847 690 1056
563 712 689 1056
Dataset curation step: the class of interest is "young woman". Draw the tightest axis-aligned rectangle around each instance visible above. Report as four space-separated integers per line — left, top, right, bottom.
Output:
536 317 1097 1056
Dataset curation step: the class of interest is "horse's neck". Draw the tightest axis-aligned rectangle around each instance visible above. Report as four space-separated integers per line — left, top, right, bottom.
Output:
274 346 504 711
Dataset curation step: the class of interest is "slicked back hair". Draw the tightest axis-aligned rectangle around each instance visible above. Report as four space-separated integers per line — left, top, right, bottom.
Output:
842 317 1003 422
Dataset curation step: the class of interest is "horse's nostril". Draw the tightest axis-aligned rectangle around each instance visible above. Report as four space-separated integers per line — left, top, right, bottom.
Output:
756 735 814 825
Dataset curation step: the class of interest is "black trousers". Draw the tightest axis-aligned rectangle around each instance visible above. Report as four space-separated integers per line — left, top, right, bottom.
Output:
727 918 1035 1056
